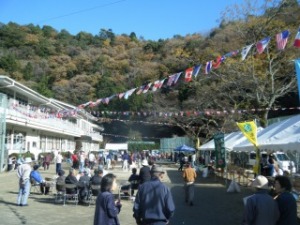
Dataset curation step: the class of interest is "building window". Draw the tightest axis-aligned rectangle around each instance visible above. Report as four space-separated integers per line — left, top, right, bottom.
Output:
13 131 26 151
40 135 46 151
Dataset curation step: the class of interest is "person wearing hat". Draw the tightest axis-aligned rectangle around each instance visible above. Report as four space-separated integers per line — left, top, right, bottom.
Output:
133 165 175 225
139 159 151 184
242 175 279 225
16 157 32 206
30 164 49 195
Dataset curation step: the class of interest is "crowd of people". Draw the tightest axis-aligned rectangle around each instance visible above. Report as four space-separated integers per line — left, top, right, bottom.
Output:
14 149 299 225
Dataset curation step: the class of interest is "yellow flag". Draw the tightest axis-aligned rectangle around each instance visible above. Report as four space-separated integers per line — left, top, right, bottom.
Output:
236 120 258 147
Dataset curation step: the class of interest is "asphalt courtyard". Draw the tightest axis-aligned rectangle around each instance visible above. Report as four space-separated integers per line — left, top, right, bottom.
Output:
0 162 285 225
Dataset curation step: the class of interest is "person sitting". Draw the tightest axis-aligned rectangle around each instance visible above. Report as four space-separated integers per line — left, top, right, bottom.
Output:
56 170 66 192
90 169 103 186
65 168 78 194
30 165 50 195
90 169 103 196
128 168 140 196
78 169 90 203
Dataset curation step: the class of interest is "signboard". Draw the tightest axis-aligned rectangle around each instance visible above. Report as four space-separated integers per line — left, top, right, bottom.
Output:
214 133 226 168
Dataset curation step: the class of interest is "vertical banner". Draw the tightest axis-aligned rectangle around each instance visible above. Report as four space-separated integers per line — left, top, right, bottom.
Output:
236 121 258 147
295 59 300 103
237 120 260 174
214 133 226 168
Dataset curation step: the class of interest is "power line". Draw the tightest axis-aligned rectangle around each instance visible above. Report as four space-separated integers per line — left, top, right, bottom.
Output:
37 0 127 23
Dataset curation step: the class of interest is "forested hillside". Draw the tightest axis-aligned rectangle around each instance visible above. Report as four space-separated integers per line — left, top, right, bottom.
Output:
0 0 300 142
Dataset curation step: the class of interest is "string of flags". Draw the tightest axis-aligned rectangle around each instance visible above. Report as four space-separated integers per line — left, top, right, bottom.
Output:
101 132 161 140
10 101 300 126
75 27 300 110
89 106 300 118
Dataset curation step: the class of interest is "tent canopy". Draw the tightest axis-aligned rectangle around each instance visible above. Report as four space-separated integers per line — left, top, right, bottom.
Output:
199 127 264 151
233 115 300 152
174 144 195 152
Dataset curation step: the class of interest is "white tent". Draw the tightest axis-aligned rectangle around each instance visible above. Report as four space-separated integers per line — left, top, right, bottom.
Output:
199 128 263 151
105 143 128 151
233 114 300 152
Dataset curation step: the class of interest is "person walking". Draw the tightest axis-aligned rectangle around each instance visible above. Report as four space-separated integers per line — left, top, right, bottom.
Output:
133 165 175 225
274 175 298 225
241 175 279 225
94 173 121 225
182 163 197 206
16 157 32 206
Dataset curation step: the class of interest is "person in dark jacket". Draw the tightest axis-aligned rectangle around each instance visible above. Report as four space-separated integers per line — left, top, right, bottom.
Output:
242 175 279 225
65 168 78 194
274 175 298 225
78 170 90 202
133 165 175 225
139 159 151 184
94 173 121 225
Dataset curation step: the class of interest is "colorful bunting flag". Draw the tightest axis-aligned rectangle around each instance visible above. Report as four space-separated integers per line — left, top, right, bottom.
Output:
118 92 125 99
184 67 193 82
294 27 300 48
136 85 145 95
224 50 239 58
241 44 253 61
152 79 165 91
212 56 223 69
256 37 271 54
124 88 136 100
142 83 152 93
167 72 182 86
192 65 201 78
276 30 289 50
205 61 212 74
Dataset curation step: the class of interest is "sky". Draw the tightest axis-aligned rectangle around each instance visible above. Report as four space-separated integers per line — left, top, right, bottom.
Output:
0 0 247 40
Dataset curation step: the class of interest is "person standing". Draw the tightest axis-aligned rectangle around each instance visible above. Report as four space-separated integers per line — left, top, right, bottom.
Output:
88 151 96 170
55 152 63 175
242 175 279 225
43 153 52 170
133 165 175 225
94 173 121 225
139 159 151 184
274 175 298 225
182 163 197 206
16 157 32 206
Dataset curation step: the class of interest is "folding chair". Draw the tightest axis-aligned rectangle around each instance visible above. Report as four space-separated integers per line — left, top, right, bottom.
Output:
63 184 79 206
119 182 131 200
30 178 41 194
88 185 101 206
54 182 65 203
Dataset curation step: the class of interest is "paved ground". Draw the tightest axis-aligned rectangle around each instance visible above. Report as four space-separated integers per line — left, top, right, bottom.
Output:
0 162 293 225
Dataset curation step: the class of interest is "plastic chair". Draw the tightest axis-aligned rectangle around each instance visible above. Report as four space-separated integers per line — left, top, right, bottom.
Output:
88 185 101 206
63 184 79 206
